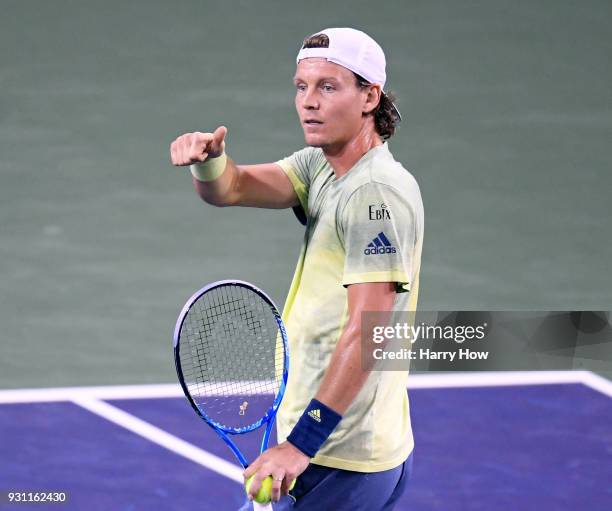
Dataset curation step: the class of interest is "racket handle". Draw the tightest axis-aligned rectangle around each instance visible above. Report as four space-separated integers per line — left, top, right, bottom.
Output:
252 502 274 511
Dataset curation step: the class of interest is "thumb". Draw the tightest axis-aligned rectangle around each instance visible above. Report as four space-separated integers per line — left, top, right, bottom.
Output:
212 125 227 149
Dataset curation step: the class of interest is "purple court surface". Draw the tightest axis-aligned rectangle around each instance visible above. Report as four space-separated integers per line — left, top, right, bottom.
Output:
1 371 611 511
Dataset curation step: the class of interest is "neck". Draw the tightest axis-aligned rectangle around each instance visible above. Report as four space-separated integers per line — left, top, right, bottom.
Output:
323 125 382 178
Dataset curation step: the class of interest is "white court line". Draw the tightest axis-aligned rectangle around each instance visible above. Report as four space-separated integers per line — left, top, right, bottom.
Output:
580 372 612 398
0 382 273 404
0 371 609 404
406 370 590 389
0 383 182 404
72 396 243 483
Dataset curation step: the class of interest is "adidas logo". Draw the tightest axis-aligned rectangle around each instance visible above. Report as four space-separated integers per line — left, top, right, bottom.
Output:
308 409 322 422
364 232 397 255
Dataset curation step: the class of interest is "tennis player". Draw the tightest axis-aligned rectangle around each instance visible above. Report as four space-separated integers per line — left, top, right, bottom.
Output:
170 28 423 510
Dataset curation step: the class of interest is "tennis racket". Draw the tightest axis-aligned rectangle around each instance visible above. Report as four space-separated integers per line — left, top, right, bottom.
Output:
173 280 289 510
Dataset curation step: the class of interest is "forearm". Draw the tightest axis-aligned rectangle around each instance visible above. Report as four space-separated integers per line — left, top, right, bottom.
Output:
314 282 395 413
314 323 369 414
284 321 368 457
191 157 300 209
192 156 240 207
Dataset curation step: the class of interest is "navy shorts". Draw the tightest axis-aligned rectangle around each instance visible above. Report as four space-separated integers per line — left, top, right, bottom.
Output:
239 452 413 511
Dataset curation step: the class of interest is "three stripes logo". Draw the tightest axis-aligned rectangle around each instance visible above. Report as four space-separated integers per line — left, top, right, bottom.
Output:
364 231 397 255
308 409 322 423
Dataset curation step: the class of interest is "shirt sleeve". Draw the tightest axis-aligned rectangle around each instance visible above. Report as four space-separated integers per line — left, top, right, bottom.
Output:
339 182 417 293
276 147 318 222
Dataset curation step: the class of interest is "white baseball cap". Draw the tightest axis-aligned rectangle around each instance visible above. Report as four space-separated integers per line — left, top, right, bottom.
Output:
296 27 401 121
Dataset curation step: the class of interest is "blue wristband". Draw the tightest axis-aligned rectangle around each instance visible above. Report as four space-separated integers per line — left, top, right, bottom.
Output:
286 399 342 458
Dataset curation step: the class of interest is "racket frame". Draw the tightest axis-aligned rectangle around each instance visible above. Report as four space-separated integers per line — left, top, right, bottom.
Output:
173 279 290 469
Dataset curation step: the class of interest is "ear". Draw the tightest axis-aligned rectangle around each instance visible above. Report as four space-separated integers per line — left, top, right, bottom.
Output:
362 84 382 115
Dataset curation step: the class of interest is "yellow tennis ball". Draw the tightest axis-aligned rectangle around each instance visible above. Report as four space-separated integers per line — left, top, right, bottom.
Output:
245 476 297 503
245 475 273 504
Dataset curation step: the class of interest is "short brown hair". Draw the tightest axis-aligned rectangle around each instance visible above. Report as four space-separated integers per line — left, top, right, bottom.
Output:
301 33 400 140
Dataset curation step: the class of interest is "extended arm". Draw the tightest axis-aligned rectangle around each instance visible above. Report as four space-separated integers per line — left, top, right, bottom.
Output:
170 126 299 208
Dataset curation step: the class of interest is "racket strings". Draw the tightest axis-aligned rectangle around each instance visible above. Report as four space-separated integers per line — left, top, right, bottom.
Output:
179 284 285 430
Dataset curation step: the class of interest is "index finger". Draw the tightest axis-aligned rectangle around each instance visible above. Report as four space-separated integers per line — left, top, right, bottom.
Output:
245 471 268 500
192 131 215 147
243 459 261 480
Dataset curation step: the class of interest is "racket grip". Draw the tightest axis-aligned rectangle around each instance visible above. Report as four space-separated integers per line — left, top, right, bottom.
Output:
252 502 274 511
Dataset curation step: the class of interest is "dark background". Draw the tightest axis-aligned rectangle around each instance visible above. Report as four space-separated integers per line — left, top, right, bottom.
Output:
1 0 611 387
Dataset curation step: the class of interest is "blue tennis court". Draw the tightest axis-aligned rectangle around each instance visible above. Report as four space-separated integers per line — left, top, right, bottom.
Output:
1 371 610 510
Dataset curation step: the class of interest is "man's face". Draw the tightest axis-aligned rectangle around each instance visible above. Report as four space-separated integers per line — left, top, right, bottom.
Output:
293 58 375 149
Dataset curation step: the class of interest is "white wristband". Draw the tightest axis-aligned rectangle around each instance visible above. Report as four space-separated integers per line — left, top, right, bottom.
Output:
190 152 228 182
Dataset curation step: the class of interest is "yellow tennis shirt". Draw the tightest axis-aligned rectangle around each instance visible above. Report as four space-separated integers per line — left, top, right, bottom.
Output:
275 143 424 472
